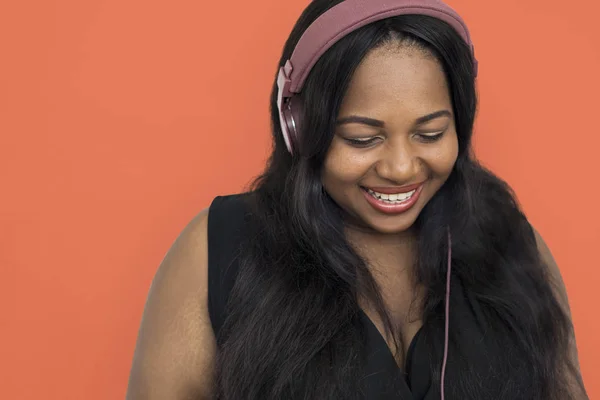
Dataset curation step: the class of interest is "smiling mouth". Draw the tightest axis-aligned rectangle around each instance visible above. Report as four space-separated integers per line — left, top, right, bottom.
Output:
364 188 417 204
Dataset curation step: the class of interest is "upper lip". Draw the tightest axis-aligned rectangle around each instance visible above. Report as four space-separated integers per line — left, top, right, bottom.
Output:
364 182 424 194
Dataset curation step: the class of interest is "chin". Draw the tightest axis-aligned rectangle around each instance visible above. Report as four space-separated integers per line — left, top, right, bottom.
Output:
364 213 420 235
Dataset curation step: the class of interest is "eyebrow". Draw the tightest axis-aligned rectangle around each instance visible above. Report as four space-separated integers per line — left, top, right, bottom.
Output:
336 110 452 128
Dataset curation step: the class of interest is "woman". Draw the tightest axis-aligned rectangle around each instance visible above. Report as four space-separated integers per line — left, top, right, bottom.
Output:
126 0 589 399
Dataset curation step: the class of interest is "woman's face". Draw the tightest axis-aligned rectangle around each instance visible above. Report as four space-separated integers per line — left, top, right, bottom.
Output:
322 43 458 235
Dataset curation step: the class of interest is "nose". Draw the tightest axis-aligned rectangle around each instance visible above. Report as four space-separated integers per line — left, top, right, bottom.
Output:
374 138 420 184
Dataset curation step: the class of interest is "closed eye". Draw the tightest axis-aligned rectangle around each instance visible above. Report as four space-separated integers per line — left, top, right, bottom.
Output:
416 131 445 143
344 137 379 147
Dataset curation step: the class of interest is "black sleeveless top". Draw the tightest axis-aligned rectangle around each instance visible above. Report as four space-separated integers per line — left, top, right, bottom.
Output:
207 193 510 399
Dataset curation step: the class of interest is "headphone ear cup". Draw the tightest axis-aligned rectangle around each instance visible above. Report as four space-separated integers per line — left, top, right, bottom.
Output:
286 95 304 151
280 103 295 154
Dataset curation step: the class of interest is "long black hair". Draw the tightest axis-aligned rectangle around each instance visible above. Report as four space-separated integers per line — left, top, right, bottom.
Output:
213 0 582 398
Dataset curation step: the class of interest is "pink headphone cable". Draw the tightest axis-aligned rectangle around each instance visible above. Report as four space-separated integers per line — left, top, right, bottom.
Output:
441 230 452 400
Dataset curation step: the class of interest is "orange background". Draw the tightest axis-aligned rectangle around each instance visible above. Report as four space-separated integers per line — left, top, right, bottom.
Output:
1 0 598 398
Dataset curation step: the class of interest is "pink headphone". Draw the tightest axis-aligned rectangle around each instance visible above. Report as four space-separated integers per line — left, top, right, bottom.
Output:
276 0 478 155
276 1 477 398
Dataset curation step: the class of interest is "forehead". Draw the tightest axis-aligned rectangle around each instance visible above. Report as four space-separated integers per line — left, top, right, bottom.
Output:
339 44 451 116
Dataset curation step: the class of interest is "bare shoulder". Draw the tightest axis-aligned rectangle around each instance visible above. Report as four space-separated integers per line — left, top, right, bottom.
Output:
531 227 569 308
126 208 215 400
532 226 589 399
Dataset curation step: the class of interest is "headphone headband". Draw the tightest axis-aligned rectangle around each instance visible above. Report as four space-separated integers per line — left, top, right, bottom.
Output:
277 0 478 154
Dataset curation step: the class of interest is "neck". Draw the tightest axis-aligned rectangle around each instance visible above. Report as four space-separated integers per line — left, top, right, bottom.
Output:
345 224 417 277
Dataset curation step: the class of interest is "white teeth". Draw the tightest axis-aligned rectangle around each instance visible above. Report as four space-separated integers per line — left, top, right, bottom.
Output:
367 188 416 203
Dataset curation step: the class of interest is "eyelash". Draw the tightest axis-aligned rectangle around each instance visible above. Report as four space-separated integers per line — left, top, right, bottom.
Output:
345 132 444 147
417 132 445 142
345 138 379 147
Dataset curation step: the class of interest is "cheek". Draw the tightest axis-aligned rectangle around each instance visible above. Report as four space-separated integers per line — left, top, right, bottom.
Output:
322 142 370 187
428 133 459 176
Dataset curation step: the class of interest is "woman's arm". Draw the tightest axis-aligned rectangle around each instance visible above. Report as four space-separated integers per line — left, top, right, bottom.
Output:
534 228 589 399
126 209 215 400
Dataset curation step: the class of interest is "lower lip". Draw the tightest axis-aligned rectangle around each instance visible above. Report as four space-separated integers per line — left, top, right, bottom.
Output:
361 185 423 215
